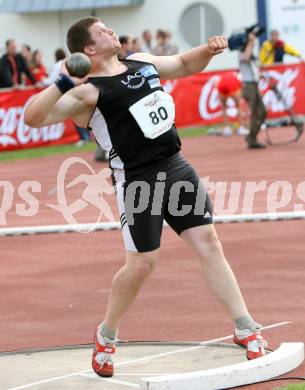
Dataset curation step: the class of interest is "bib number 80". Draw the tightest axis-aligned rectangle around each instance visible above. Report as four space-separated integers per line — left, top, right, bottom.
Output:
149 107 168 125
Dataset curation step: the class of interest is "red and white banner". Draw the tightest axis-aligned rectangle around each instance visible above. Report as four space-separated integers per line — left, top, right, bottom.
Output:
1 63 305 151
0 88 78 151
162 62 305 128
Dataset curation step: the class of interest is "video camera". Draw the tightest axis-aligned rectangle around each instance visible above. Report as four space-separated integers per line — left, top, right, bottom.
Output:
228 23 265 51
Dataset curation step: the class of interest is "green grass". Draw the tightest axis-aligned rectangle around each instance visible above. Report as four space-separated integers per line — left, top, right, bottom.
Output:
274 383 305 389
178 125 210 138
0 125 213 163
0 141 96 163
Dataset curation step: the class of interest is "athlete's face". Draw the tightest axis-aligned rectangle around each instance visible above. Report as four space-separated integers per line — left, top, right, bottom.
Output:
88 22 121 56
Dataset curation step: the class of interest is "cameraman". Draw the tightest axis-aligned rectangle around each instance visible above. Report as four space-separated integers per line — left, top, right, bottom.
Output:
239 32 267 149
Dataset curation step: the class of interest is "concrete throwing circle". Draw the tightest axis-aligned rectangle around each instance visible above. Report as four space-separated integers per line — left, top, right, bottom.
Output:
0 342 247 389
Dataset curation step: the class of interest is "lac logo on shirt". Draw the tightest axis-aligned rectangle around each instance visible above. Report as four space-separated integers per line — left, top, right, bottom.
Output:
121 71 145 89
121 65 160 89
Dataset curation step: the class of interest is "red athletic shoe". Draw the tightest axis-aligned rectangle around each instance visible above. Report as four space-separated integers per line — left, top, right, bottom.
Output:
233 330 267 360
92 329 117 377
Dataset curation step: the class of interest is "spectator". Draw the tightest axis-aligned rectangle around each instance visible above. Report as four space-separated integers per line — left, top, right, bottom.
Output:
259 30 303 65
153 30 167 55
21 44 32 67
43 48 66 86
239 33 267 148
26 49 48 85
21 44 33 85
132 37 142 53
165 31 178 54
141 30 152 53
153 29 178 56
0 39 36 88
118 35 133 59
216 72 249 136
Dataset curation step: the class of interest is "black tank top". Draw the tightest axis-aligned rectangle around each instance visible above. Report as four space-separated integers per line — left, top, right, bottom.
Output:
88 59 181 181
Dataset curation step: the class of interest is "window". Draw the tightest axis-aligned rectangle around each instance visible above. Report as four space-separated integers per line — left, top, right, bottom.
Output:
180 2 224 46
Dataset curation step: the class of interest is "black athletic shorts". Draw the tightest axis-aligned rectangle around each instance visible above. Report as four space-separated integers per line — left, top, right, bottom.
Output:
115 153 213 252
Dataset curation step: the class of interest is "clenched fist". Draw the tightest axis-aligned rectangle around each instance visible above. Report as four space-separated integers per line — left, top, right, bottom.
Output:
207 36 228 55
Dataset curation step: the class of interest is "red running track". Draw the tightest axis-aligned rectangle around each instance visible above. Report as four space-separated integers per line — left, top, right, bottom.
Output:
1 129 305 389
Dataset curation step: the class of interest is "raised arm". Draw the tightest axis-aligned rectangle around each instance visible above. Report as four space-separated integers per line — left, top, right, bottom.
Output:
128 36 228 79
24 84 94 127
240 33 256 63
24 61 97 128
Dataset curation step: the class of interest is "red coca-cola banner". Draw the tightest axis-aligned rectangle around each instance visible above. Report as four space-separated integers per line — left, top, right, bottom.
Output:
1 63 304 151
0 88 78 151
162 62 305 128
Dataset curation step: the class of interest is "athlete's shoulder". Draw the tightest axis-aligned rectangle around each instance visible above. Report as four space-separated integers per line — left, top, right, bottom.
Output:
71 82 99 106
126 53 156 66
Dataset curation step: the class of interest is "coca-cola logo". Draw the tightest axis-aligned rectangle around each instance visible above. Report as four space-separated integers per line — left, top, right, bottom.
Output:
260 68 298 112
198 69 299 121
199 75 223 121
0 96 65 147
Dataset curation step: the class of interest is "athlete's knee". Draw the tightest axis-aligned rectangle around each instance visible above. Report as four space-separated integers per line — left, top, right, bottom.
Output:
127 251 158 281
133 261 154 281
198 228 223 259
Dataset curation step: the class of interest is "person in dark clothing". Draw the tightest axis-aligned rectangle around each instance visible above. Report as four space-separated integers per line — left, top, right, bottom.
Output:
21 44 32 67
0 39 36 88
239 33 267 149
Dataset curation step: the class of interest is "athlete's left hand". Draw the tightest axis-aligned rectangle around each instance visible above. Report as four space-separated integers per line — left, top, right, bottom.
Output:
207 36 228 56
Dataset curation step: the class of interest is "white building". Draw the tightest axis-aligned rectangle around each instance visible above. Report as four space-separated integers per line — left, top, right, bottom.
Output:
0 0 259 71
1 0 304 72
